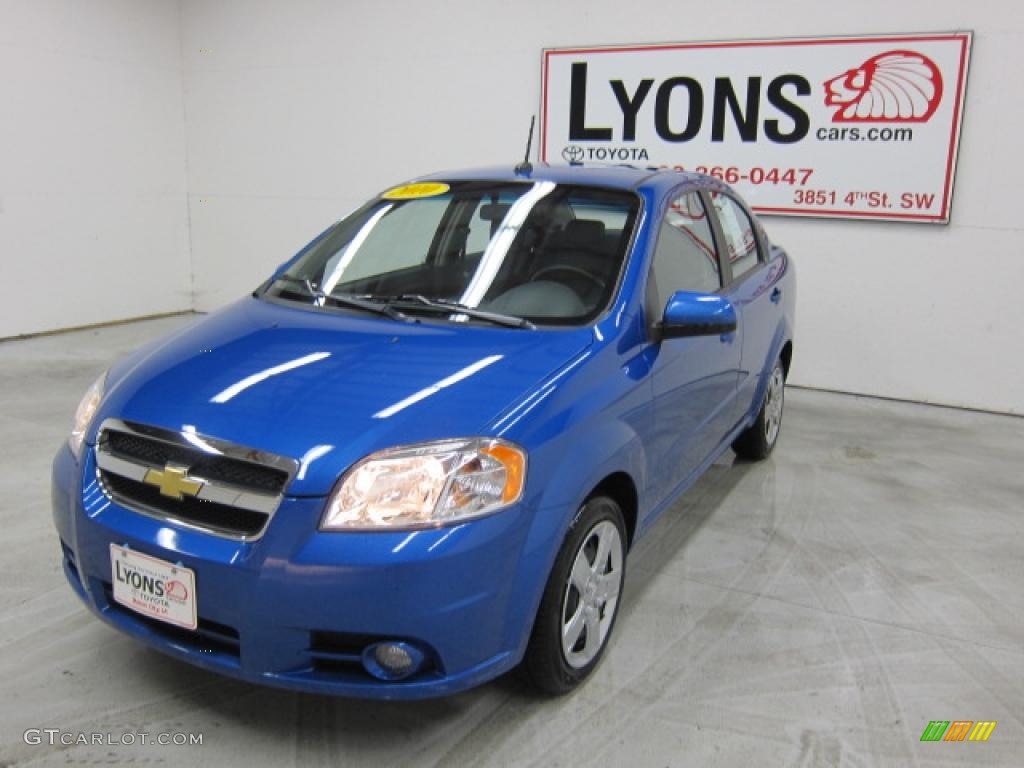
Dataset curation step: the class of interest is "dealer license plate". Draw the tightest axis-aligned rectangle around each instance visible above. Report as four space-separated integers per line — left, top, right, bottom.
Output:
109 544 197 630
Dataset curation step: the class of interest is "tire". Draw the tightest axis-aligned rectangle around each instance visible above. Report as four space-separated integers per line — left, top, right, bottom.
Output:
732 358 786 461
523 496 627 695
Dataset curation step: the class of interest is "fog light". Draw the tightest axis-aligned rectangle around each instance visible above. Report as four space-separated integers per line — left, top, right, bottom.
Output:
362 641 425 681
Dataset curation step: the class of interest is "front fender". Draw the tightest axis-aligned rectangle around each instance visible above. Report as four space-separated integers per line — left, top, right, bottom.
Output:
535 417 647 518
497 375 650 662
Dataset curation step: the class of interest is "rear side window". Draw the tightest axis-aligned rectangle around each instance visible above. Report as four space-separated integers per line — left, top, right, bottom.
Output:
651 191 721 295
569 201 631 231
711 193 760 281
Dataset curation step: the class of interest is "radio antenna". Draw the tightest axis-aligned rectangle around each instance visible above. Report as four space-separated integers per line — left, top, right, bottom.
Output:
514 115 535 175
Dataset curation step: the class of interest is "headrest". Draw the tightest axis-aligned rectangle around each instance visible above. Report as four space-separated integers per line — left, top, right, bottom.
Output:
561 219 606 249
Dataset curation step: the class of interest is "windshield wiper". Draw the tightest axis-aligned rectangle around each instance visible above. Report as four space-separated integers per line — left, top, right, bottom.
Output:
267 276 414 323
326 293 415 323
373 294 535 330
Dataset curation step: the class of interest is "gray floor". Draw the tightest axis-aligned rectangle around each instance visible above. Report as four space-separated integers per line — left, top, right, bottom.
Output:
1 315 1021 767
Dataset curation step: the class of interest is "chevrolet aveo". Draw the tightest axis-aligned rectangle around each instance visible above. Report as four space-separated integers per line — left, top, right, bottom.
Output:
52 164 795 699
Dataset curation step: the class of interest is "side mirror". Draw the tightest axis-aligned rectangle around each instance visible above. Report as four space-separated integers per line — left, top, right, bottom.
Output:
657 291 737 340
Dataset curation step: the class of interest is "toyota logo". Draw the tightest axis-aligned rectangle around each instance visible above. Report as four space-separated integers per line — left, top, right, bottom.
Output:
561 145 585 163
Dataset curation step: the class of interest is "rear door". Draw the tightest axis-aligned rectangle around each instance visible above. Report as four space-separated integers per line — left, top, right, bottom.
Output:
705 191 784 421
647 189 741 507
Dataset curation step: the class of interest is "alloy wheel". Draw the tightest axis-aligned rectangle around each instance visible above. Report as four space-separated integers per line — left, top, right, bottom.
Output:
560 520 624 669
764 365 785 446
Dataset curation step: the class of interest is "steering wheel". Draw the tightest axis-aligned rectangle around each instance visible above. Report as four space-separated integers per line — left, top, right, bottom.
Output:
531 265 604 294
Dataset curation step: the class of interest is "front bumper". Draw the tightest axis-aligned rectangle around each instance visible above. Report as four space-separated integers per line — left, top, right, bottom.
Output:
51 443 542 699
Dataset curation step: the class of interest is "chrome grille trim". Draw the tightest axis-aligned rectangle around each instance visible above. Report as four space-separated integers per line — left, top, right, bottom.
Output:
94 418 299 541
96 452 280 514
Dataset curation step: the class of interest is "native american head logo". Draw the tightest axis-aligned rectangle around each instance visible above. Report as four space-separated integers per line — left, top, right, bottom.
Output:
824 50 942 123
165 580 189 601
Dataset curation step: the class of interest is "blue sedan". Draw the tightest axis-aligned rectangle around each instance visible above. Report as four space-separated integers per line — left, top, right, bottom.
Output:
52 163 795 698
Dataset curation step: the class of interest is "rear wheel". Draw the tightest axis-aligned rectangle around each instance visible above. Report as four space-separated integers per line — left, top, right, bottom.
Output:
732 359 785 460
523 496 626 695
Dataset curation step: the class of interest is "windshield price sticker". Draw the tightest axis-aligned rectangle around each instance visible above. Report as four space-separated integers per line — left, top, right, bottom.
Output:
382 182 451 200
541 33 972 223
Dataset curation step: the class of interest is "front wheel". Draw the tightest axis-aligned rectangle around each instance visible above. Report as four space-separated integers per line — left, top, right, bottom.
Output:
732 359 785 460
523 496 626 695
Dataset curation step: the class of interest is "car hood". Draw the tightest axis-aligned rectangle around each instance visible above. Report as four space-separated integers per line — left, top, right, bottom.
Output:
93 298 592 495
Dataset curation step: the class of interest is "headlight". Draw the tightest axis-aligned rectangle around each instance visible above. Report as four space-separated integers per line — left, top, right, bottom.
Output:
321 438 526 530
69 371 107 459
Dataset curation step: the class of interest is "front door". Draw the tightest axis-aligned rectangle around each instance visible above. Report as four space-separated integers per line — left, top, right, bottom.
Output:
647 189 741 509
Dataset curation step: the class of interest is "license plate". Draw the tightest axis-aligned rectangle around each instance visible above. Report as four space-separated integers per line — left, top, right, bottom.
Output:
109 544 197 630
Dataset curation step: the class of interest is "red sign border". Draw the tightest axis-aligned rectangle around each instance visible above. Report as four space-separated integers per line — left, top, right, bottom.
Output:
540 32 973 223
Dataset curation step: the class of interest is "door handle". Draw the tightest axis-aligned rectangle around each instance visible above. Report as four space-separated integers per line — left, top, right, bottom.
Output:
770 287 782 303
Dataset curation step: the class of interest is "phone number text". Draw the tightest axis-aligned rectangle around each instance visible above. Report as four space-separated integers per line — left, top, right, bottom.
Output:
659 165 814 186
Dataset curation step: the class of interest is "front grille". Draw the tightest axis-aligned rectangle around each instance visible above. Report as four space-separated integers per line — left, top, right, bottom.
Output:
307 631 376 674
101 471 268 537
94 418 299 540
106 430 288 493
310 631 381 658
61 540 81 583
102 582 241 659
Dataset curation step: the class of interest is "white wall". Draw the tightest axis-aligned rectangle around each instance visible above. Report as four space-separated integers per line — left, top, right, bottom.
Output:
0 0 190 338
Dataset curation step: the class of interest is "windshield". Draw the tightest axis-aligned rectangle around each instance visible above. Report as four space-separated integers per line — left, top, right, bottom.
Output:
262 180 641 326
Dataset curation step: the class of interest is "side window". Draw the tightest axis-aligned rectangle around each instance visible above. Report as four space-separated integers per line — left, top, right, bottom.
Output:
568 202 629 232
711 194 760 281
651 191 721 297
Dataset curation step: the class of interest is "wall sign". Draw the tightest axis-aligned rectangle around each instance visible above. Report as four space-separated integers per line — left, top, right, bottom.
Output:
541 33 972 223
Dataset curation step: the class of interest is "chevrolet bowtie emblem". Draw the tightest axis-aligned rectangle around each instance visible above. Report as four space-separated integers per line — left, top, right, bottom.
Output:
142 464 203 500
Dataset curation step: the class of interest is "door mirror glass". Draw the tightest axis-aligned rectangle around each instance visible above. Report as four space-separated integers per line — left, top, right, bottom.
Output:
660 291 737 339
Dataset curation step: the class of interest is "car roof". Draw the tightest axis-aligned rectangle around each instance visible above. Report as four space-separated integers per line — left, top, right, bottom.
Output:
415 163 720 195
